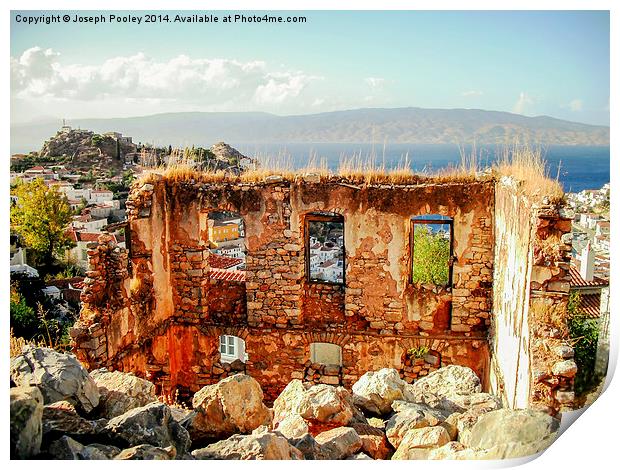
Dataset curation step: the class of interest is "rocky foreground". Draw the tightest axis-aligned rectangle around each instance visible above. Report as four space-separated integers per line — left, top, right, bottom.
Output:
10 346 559 460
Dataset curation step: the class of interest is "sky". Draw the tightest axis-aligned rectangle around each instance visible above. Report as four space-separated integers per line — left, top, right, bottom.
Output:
10 10 610 125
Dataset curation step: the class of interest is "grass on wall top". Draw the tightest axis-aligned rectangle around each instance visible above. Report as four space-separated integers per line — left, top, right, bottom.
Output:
137 144 564 203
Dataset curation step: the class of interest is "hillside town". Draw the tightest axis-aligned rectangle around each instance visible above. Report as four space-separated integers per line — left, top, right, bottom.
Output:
566 183 611 396
9 124 252 348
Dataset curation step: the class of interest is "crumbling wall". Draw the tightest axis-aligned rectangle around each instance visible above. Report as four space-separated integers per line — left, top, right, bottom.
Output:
72 176 497 402
490 177 574 414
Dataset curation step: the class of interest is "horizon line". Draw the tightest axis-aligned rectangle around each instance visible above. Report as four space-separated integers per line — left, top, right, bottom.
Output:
11 105 610 129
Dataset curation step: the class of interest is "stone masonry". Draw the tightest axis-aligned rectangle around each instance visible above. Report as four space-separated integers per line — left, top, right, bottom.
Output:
71 173 571 412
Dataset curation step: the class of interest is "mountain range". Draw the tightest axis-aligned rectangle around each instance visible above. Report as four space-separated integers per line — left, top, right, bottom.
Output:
10 107 609 154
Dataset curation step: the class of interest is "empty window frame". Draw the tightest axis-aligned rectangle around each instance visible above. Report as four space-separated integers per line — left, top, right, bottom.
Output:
410 215 453 286
305 214 345 284
310 342 343 366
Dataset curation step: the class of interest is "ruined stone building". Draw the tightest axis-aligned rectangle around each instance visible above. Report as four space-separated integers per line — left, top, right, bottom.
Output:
71 172 575 414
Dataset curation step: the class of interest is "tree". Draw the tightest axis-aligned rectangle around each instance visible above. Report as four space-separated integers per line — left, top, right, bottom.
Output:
412 224 450 285
91 134 104 147
10 178 74 269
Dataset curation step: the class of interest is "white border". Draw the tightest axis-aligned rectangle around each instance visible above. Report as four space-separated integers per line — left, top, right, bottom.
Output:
3 2 616 469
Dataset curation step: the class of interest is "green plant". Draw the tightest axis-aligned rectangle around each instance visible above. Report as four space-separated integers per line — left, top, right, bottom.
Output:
91 134 104 147
412 224 450 285
567 291 601 395
10 291 38 338
407 345 430 359
10 178 75 269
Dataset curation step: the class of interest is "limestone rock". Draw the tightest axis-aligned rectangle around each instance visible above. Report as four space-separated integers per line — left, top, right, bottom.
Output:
385 408 432 448
347 452 373 460
552 360 578 378
428 441 489 460
42 400 108 443
10 346 100 414
10 386 43 459
287 433 327 460
114 444 175 460
391 400 447 423
391 426 451 460
274 413 309 439
352 368 410 415
169 405 193 424
81 443 121 459
192 426 303 460
91 369 157 418
442 392 502 414
367 417 386 429
47 436 121 459
351 422 393 460
408 366 481 401
468 409 560 459
314 427 362 460
186 374 271 443
104 402 190 458
453 402 502 446
273 380 364 430
47 436 86 459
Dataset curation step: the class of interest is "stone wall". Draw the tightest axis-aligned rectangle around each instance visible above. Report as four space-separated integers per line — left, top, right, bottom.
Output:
71 174 570 411
489 177 574 414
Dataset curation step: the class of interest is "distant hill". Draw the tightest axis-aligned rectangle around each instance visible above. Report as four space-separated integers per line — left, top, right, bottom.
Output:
10 107 609 154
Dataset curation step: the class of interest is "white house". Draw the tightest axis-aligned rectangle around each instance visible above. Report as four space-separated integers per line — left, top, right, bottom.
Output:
89 190 114 204
219 335 248 363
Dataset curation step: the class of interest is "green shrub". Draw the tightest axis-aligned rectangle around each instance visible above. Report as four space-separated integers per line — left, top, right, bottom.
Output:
10 294 38 338
567 291 601 395
412 224 450 285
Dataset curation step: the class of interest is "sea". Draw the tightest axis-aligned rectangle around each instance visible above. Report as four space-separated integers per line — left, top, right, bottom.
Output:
232 143 610 194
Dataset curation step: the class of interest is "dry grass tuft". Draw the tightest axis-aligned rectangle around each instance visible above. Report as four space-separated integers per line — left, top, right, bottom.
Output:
494 145 564 203
530 301 568 330
135 144 563 197
10 328 45 357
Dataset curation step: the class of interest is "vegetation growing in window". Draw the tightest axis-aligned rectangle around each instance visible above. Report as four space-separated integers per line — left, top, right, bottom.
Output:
567 291 601 396
411 220 451 286
406 345 430 360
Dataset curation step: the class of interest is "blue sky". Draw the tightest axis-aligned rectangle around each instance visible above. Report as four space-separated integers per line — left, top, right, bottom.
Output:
10 10 610 125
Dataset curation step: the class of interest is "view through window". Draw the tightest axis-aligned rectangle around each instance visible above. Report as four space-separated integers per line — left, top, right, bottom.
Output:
306 214 345 284
411 215 453 286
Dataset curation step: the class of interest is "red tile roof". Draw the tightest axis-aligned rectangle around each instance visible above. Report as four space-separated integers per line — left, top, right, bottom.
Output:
208 253 243 270
47 276 85 289
66 229 116 243
579 293 601 319
209 268 246 282
569 266 608 288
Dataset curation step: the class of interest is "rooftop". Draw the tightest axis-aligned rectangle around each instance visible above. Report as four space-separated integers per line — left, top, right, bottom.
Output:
578 293 602 319
208 253 243 270
67 229 117 243
569 266 609 288
208 268 246 282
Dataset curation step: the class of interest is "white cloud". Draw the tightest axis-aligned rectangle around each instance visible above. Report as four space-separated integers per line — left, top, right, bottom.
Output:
364 77 386 89
461 90 483 97
253 72 320 105
568 99 583 111
11 46 320 109
513 91 534 114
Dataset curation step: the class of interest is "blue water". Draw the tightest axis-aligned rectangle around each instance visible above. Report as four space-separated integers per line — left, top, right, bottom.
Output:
232 143 610 193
